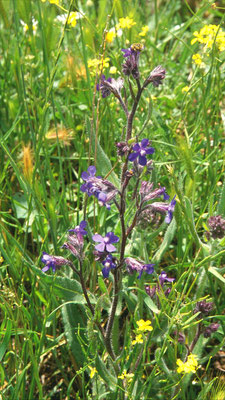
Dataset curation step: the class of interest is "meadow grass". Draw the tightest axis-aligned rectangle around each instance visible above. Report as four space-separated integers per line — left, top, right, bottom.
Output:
0 0 225 399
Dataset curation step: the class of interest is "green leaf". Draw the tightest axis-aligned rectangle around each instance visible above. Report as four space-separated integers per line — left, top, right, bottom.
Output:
86 118 119 187
208 266 225 284
95 355 117 391
152 218 177 263
144 296 160 314
0 320 12 362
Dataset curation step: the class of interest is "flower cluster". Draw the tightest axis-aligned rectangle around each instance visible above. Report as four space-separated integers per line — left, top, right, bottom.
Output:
97 75 124 98
88 57 110 75
191 24 225 52
176 354 198 374
41 221 88 273
207 215 225 239
118 369 134 383
80 166 118 209
121 45 143 79
145 271 175 299
132 319 153 345
92 232 119 278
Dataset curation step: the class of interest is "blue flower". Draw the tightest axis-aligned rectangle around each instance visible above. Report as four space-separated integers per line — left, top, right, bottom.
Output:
159 271 175 286
125 257 154 279
41 252 69 273
128 139 155 166
101 254 116 278
92 232 119 253
165 195 176 224
69 220 87 236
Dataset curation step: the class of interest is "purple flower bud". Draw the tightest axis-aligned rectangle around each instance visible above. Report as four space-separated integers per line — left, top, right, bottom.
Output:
41 252 69 273
146 65 166 87
173 330 185 344
140 182 169 203
208 215 225 239
194 300 214 316
121 46 141 79
203 323 219 338
116 141 130 157
145 285 156 298
125 257 154 279
97 75 124 98
92 232 119 253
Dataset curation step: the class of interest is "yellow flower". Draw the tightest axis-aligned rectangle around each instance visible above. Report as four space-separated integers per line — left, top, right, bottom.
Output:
118 370 134 383
132 334 143 345
109 66 117 74
192 53 203 66
116 17 136 30
88 57 110 75
136 319 153 332
191 24 225 52
106 28 116 43
0 256 3 264
139 25 149 37
68 12 77 27
89 366 97 378
182 86 189 93
41 0 60 4
177 354 198 374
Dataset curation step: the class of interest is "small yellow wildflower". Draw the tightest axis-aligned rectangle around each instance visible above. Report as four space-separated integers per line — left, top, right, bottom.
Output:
89 366 97 378
118 370 134 383
116 17 136 30
182 86 189 93
192 53 203 66
106 28 116 43
88 57 110 75
191 24 225 52
211 2 217 8
132 334 143 345
0 256 3 264
109 66 117 74
139 25 149 37
41 0 60 4
177 354 198 374
67 12 78 27
136 319 153 332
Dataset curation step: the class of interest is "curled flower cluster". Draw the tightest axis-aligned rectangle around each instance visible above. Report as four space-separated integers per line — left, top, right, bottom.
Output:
207 215 225 239
80 166 118 209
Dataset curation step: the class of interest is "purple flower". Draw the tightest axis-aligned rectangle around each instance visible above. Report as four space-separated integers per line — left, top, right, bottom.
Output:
128 139 155 166
140 182 169 202
203 323 220 338
150 195 176 224
69 220 87 236
92 232 119 253
80 166 118 208
159 271 175 286
146 65 166 87
121 47 141 79
97 75 124 98
125 257 154 279
101 254 117 278
97 75 112 98
194 300 213 316
208 215 225 239
41 252 69 273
